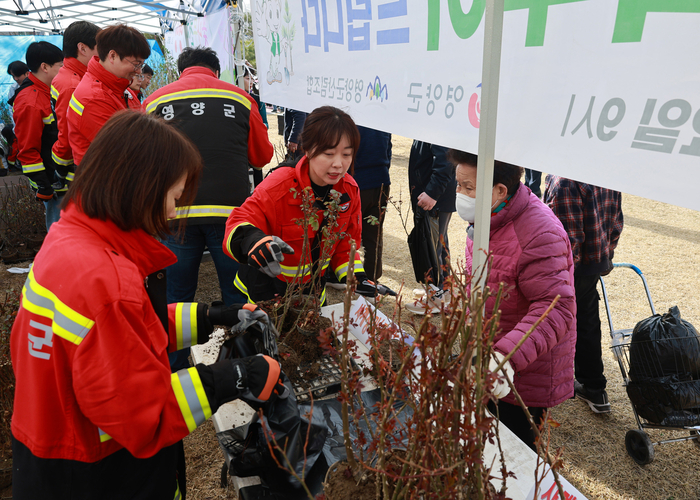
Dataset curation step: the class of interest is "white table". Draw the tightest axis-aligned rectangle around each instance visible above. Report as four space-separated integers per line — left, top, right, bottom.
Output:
191 301 547 500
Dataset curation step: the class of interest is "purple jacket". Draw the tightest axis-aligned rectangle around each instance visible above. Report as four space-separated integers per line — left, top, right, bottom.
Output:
466 183 576 408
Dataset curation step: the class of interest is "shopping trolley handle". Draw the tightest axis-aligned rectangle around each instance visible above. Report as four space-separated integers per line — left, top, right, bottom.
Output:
613 262 644 277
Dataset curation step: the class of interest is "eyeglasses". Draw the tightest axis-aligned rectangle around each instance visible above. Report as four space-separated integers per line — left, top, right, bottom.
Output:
124 58 145 71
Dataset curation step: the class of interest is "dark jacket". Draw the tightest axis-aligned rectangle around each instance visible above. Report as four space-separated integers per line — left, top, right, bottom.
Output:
144 66 273 225
408 141 456 213
353 126 391 191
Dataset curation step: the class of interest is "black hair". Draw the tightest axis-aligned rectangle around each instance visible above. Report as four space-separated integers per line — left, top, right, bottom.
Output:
177 47 220 74
142 63 154 76
447 149 524 196
63 21 101 59
96 24 151 61
7 61 29 77
25 42 64 73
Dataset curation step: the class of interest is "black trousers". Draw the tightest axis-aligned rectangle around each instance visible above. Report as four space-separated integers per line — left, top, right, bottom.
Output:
360 185 390 281
487 400 546 451
574 273 607 391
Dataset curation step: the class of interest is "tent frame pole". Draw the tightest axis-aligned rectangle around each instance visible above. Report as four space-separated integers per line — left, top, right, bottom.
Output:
472 0 505 291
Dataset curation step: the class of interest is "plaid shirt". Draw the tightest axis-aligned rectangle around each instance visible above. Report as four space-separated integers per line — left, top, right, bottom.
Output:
544 175 623 275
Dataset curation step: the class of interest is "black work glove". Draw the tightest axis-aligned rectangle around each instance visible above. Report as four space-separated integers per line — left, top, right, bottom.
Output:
208 301 267 327
354 272 397 297
35 185 55 202
247 235 294 278
235 354 289 406
199 354 288 413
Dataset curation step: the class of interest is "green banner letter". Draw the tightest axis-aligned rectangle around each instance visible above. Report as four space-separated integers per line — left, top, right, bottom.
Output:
504 0 587 47
613 0 700 43
427 0 486 51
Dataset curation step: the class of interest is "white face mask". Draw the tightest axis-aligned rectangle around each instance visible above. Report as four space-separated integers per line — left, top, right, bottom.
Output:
455 193 476 223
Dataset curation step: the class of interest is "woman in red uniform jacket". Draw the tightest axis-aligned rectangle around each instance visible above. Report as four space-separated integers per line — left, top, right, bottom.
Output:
10 111 288 500
223 106 371 305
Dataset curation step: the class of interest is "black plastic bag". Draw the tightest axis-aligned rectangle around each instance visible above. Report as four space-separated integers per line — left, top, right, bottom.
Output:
628 306 700 380
221 389 413 498
408 209 439 284
626 375 700 425
217 307 280 361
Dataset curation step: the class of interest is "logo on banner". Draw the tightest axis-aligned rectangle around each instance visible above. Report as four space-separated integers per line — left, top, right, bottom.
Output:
366 76 389 102
468 84 481 128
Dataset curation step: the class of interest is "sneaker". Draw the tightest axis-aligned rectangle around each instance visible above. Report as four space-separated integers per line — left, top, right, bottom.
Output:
325 270 346 290
405 285 450 315
574 381 611 413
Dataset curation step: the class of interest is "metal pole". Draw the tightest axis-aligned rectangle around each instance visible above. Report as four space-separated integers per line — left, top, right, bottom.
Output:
471 0 505 291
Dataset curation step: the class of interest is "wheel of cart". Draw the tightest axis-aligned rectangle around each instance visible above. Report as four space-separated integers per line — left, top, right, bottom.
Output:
600 263 700 465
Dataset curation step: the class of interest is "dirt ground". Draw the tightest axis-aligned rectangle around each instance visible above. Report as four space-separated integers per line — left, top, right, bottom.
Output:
2 124 700 499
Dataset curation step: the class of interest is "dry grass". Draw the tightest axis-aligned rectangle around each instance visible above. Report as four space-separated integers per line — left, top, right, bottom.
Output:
3 126 699 499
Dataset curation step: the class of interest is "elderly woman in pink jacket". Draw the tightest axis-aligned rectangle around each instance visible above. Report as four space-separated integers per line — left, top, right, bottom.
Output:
447 149 576 450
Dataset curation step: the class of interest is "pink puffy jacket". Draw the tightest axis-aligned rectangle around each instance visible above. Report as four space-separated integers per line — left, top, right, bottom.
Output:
466 183 576 408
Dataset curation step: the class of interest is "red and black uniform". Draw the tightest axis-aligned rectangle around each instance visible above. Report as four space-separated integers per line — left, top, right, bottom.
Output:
67 56 135 167
10 203 244 500
50 57 88 183
223 156 364 304
144 66 273 224
10 72 64 197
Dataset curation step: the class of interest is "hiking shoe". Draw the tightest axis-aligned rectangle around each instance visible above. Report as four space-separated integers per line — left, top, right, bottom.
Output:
574 381 611 413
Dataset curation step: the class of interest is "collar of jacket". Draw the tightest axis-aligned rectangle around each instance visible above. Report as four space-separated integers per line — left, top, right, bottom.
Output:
87 56 132 96
27 72 49 97
180 66 217 79
61 202 177 276
62 57 88 79
290 155 354 208
488 182 532 231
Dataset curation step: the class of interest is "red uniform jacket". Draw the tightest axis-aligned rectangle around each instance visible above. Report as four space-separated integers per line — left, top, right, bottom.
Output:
67 56 136 166
224 156 363 302
50 57 88 181
11 72 62 192
144 66 273 225
11 203 214 467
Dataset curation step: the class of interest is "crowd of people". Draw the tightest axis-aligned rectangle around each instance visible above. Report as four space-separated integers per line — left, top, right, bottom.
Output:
5 19 625 499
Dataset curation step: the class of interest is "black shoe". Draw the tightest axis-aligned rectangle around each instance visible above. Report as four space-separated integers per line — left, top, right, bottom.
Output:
0 169 6 177
574 381 611 413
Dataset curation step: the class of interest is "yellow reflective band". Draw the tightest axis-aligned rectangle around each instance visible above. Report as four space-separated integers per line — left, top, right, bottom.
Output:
174 481 181 500
170 205 234 220
66 171 75 182
22 162 45 174
225 222 254 260
51 150 73 166
335 259 363 281
50 85 59 100
42 114 55 125
69 95 84 116
175 303 198 350
171 368 212 433
233 274 256 304
21 269 95 345
146 88 252 114
98 428 112 443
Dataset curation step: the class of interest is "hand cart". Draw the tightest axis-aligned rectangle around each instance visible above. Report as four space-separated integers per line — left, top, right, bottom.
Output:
600 263 700 465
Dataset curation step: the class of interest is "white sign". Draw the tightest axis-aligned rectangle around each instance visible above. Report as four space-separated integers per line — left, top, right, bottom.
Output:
164 7 235 83
252 0 700 211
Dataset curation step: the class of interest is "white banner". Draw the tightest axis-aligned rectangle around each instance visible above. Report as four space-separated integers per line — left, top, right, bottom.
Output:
252 1 700 211
164 7 235 83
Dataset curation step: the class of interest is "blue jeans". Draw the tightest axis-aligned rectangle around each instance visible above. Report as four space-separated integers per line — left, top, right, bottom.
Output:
164 223 246 371
44 194 64 232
